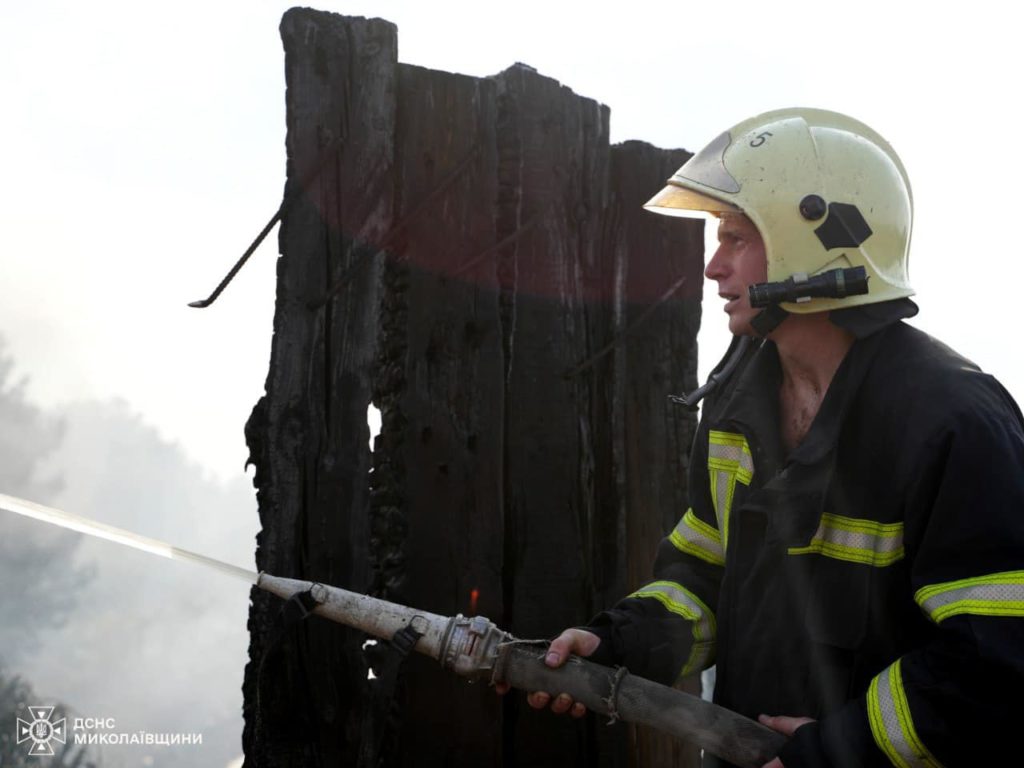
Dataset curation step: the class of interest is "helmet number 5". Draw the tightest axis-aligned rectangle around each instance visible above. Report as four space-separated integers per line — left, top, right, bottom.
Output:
750 132 773 147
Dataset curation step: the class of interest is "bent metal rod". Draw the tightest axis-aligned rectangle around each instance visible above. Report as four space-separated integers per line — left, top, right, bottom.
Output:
0 491 784 768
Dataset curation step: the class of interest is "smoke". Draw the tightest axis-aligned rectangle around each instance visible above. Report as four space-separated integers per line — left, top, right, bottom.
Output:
1 344 257 767
0 341 88 665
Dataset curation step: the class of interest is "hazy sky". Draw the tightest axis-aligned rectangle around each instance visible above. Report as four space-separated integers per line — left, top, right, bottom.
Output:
3 0 1023 482
2 2 1023 767
2 398 257 767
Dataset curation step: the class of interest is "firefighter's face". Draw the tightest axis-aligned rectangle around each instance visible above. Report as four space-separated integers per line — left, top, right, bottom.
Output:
705 213 768 336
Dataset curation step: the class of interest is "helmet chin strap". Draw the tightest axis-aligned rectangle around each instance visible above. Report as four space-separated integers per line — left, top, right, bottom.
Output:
749 304 790 336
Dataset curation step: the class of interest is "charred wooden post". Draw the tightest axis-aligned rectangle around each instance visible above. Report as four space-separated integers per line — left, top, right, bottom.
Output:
242 11 395 767
490 61 617 767
243 8 704 768
368 63 505 767
608 140 705 767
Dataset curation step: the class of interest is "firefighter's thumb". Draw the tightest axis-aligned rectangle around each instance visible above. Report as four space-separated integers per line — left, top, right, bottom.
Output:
545 628 601 668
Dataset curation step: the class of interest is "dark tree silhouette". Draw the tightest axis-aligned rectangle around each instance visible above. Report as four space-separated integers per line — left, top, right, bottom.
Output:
0 336 88 665
0 668 99 767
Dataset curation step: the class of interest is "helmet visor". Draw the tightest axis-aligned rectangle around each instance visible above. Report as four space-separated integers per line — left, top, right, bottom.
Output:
643 182 741 218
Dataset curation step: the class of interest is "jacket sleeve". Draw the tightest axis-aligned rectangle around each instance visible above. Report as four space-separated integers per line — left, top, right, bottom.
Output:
781 378 1024 768
585 423 725 686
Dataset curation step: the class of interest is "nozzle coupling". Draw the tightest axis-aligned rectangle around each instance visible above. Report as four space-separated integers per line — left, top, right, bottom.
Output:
438 615 511 679
748 267 868 308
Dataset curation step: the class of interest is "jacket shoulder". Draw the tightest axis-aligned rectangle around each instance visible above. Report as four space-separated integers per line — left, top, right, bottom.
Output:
865 322 1024 438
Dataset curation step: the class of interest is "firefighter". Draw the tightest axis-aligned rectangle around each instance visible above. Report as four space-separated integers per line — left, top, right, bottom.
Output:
508 109 1024 767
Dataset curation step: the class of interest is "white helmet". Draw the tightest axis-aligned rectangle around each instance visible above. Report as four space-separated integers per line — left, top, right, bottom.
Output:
645 108 913 315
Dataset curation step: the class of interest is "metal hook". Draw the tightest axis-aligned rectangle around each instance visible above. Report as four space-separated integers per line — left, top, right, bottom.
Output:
188 137 344 309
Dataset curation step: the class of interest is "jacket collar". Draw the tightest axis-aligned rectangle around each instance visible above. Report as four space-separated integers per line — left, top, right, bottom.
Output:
711 324 892 474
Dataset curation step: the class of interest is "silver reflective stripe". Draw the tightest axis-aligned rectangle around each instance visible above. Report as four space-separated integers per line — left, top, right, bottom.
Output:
683 640 715 677
631 580 717 679
669 509 725 566
915 571 1024 623
820 526 900 552
867 660 944 768
630 581 715 645
712 470 733 547
707 441 754 479
788 514 904 566
707 431 753 555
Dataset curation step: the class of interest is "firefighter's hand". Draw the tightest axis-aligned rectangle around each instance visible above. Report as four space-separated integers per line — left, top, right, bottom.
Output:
757 714 816 768
494 628 601 718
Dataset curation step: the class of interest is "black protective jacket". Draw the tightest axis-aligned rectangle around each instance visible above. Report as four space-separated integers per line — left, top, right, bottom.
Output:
587 320 1024 766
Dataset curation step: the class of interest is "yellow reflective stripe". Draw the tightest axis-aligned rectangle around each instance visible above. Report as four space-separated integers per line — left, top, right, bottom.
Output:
914 570 1024 623
710 468 734 549
707 431 753 552
630 580 716 677
867 659 944 768
680 639 715 678
669 508 725 566
788 513 904 566
708 430 754 483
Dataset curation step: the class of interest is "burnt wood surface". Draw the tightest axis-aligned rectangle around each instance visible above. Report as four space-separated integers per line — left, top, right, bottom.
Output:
243 8 704 768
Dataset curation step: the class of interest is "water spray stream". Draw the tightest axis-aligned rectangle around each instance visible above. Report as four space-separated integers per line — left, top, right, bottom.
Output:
0 491 784 767
0 492 258 584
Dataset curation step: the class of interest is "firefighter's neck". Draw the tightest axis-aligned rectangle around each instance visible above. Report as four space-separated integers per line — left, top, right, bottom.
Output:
770 312 853 390
769 313 854 446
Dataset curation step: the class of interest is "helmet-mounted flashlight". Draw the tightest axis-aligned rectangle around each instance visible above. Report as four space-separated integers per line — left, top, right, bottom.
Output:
748 267 868 309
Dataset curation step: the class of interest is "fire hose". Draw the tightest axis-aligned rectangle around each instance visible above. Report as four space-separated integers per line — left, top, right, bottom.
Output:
0 492 785 767
259 574 785 768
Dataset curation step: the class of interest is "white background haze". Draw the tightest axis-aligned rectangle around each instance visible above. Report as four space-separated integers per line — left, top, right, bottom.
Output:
2 1 1023 766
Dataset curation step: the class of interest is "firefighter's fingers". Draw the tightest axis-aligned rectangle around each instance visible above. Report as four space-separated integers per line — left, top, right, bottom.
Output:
520 628 599 716
761 759 784 768
758 714 815 736
494 681 511 695
527 691 551 709
545 628 601 668
550 694 575 715
525 690 588 717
